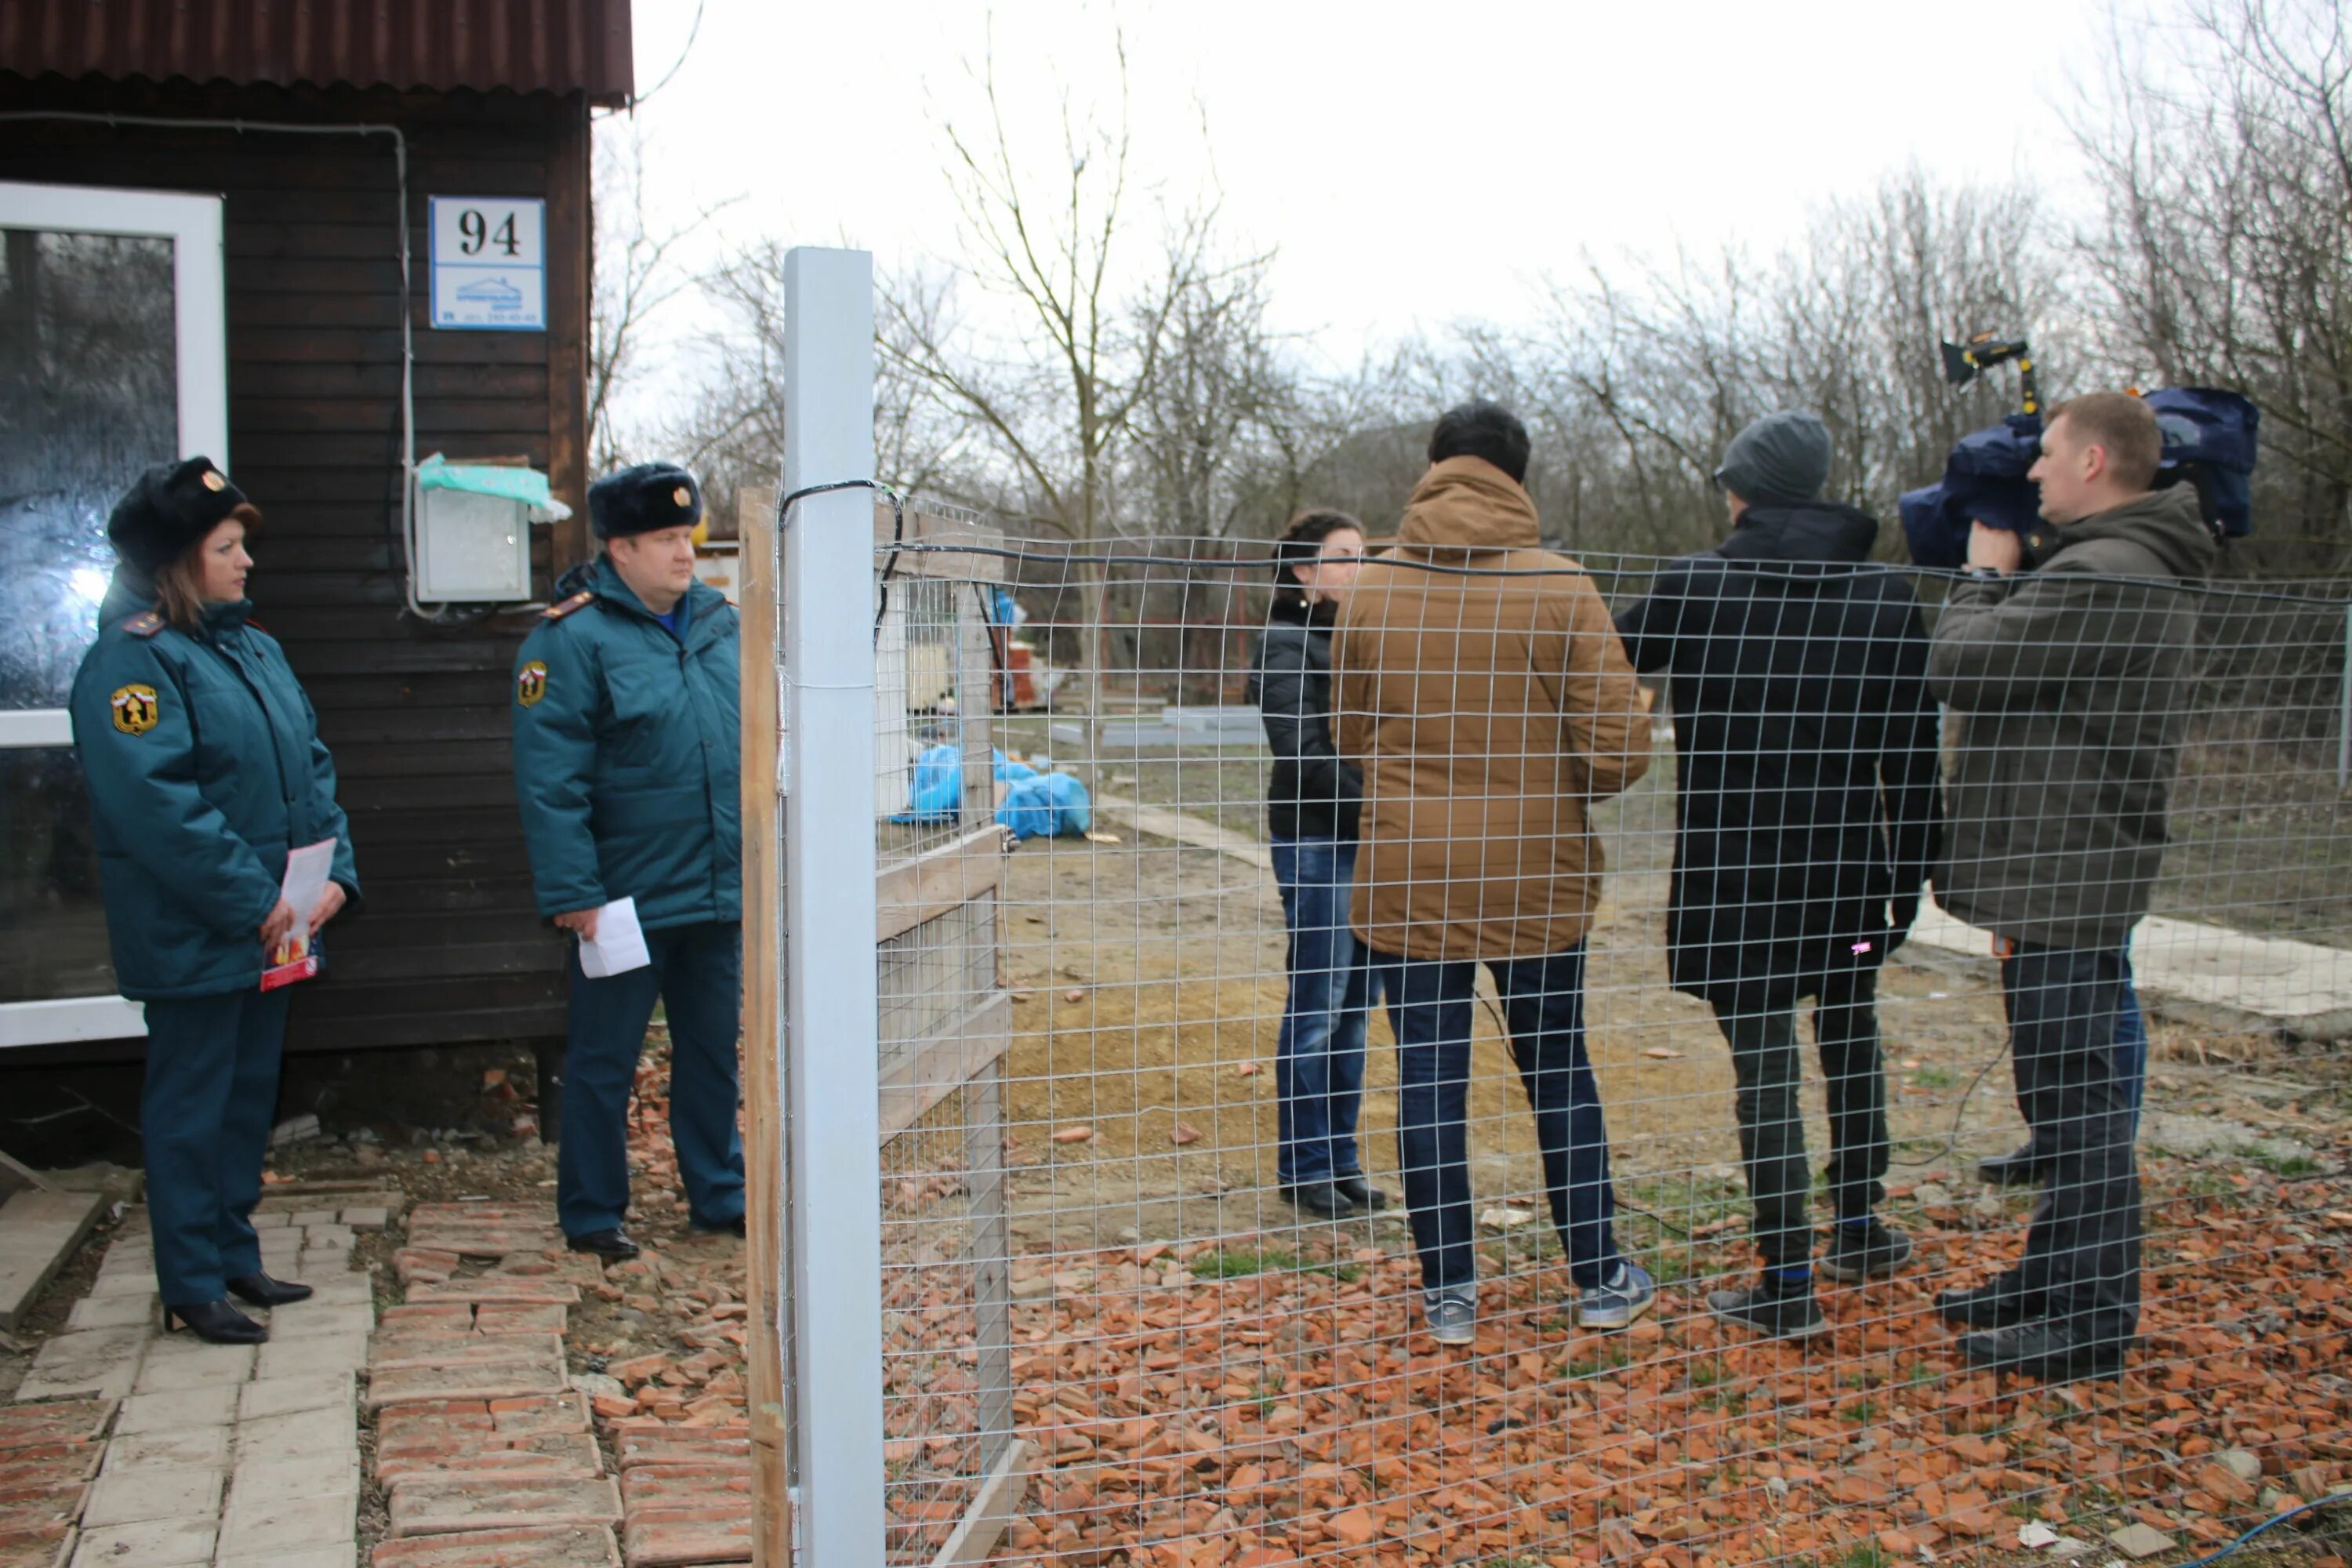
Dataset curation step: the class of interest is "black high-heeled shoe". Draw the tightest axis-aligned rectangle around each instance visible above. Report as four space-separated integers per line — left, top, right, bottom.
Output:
227 1272 313 1308
162 1300 267 1345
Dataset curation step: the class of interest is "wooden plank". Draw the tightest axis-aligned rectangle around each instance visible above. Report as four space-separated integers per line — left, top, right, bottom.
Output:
874 826 1008 944
927 1438 1035 1568
0 1190 103 1331
877 990 1012 1149
543 100 591 572
739 488 789 1568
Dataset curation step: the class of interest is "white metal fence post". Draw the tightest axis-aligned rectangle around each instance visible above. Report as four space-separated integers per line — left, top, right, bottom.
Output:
780 245 884 1564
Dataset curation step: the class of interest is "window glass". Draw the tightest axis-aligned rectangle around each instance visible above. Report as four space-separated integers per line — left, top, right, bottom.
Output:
0 230 177 710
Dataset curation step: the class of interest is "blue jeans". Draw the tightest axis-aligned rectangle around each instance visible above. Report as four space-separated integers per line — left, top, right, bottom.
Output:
1375 943 1622 1291
1270 838 1374 1187
557 920 747 1237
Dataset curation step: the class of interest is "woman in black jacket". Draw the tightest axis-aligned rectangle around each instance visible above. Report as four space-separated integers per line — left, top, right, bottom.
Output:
1245 510 1388 1221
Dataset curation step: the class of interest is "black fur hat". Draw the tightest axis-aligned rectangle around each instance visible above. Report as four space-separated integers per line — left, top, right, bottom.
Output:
107 457 246 574
589 462 702 540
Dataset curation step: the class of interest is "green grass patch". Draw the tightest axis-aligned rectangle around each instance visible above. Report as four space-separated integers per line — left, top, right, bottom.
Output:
1194 1246 1362 1283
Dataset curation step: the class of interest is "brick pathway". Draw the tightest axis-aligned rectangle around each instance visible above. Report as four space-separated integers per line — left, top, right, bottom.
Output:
373 1203 752 1568
0 1182 397 1568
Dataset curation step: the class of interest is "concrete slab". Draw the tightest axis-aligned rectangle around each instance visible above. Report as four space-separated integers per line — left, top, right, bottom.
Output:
102 1426 231 1475
82 1465 223 1528
263 1304 373 1342
68 1516 216 1568
1089 792 1271 872
236 1373 354 1423
18 1325 150 1401
234 1407 357 1466
67 1290 160 1331
254 1331 369 1381
132 1341 253 1394
215 1490 357 1558
1905 901 2352 1039
0 1188 104 1330
115 1386 238 1436
227 1451 361 1509
289 1276 376 1308
234 1548 358 1568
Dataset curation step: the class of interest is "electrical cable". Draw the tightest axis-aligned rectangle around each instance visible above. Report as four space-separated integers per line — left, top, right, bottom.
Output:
2172 1494 2347 1568
627 0 707 108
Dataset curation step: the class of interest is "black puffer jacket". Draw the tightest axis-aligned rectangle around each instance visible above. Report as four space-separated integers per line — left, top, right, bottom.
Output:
1928 485 2216 949
1616 502 1945 1009
1247 598 1361 841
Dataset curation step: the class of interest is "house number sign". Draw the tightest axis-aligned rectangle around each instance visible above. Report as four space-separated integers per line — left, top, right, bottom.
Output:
430 197 546 331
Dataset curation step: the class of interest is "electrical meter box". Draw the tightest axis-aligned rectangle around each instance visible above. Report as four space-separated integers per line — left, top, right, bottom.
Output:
410 454 572 604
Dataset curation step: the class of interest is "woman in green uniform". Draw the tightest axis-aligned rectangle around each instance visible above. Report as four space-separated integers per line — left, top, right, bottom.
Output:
70 459 358 1345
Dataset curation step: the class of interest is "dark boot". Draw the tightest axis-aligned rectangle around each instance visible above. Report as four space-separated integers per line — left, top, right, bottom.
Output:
1332 1175 1390 1212
1281 1182 1359 1221
226 1272 313 1308
162 1300 267 1345
566 1227 640 1261
1936 1276 2042 1330
1706 1272 1828 1340
1976 1139 2042 1188
1818 1218 1913 1282
1959 1320 2126 1383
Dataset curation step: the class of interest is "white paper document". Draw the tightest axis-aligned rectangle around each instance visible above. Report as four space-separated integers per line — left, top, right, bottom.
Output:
579 895 652 978
281 840 337 920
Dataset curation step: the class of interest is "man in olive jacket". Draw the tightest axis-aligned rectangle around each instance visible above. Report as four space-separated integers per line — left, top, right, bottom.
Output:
513 463 744 1260
1928 393 2216 1381
1334 400 1654 1345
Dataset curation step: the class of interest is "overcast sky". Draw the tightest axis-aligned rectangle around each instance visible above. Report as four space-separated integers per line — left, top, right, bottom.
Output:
614 0 2120 402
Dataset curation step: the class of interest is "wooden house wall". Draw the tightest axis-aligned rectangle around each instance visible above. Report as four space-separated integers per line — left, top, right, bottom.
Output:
0 74 590 1053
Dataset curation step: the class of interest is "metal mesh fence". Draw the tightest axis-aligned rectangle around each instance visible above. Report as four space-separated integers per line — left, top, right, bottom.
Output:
844 528 2352 1568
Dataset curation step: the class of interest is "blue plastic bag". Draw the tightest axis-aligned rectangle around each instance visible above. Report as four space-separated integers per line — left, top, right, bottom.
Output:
894 744 1089 840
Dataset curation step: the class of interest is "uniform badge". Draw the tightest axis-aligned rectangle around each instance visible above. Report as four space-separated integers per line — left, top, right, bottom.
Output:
673 485 691 510
110 684 160 736
516 661 549 707
201 470 227 492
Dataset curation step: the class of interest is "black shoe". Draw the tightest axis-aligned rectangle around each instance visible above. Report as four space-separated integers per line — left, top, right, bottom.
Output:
1706 1274 1828 1340
226 1272 313 1308
1936 1277 2042 1330
162 1300 267 1345
692 1215 747 1238
1818 1218 1914 1282
1958 1319 2126 1383
1976 1140 2043 1188
1332 1175 1390 1212
566 1227 640 1261
1281 1182 1359 1220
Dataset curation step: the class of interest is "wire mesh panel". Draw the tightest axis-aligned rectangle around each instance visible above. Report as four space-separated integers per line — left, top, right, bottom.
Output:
841 524 2352 1568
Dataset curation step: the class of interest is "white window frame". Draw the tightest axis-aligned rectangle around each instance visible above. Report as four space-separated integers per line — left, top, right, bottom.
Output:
0 181 228 1044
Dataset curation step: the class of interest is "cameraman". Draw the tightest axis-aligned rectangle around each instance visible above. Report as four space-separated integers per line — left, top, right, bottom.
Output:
1927 393 2214 1383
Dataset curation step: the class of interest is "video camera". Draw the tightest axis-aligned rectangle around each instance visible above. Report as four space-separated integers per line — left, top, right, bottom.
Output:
1898 329 2259 568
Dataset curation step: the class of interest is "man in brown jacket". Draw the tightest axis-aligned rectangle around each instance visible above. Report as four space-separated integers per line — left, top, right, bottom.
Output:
1334 400 1655 1345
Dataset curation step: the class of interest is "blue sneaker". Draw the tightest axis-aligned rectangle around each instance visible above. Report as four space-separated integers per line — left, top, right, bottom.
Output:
1576 1261 1656 1330
1422 1284 1477 1346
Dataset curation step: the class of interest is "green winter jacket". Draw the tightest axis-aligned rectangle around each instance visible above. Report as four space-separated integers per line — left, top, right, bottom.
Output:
1927 485 2217 950
69 573 359 1000
510 558 741 931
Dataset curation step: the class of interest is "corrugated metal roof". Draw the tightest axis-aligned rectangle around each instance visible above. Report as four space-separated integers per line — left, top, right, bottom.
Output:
0 0 634 103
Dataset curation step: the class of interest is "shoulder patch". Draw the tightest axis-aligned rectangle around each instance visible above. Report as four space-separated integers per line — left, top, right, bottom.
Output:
110 684 161 735
516 660 550 708
543 591 596 622
121 612 164 637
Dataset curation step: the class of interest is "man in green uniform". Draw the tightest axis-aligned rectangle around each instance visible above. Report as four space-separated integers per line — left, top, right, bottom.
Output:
513 463 743 1259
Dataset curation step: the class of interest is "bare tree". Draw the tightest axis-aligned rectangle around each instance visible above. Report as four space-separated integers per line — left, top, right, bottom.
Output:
2074 0 2352 570
874 29 1227 739
587 125 736 473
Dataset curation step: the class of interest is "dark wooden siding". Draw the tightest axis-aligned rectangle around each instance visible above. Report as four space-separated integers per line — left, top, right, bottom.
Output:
0 74 588 1052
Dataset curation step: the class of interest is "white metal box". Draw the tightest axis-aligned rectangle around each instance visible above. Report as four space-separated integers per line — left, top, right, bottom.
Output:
414 484 534 601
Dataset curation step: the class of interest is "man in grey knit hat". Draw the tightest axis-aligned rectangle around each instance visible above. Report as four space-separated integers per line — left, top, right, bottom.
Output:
1617 409 1943 1338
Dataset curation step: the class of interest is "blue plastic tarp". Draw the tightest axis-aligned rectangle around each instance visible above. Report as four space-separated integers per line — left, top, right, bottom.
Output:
896 745 1091 840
